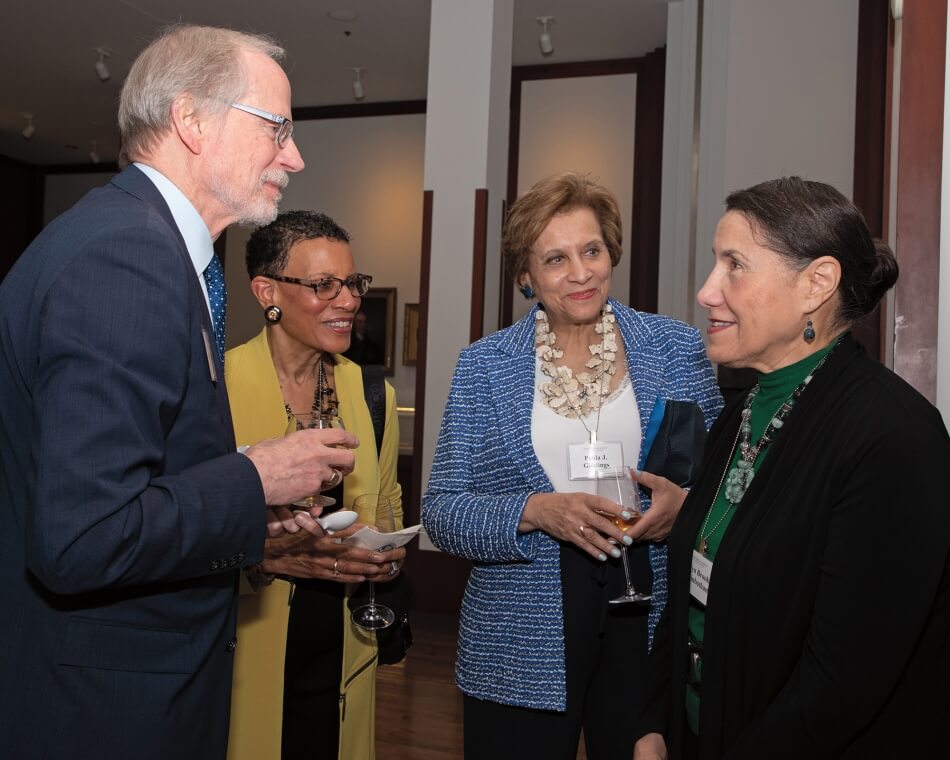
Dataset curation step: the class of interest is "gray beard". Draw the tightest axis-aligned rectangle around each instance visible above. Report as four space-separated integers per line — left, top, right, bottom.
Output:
210 170 288 227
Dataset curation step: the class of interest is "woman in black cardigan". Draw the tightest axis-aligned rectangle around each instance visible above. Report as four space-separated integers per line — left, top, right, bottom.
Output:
635 177 950 759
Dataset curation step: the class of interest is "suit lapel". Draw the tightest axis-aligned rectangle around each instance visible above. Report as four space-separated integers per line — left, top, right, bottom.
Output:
489 309 553 491
113 166 235 448
613 300 659 467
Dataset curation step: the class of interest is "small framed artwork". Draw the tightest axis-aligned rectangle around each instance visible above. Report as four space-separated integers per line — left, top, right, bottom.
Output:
344 287 396 375
403 303 420 366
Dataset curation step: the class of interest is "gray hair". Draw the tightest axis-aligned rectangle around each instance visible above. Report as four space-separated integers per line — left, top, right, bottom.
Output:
118 24 285 165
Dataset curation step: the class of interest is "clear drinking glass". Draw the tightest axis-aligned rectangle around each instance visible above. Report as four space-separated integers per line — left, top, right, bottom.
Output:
595 468 651 605
284 413 343 509
351 493 396 630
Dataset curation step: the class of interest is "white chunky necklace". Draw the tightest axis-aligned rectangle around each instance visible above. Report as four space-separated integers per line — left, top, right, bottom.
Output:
535 303 618 421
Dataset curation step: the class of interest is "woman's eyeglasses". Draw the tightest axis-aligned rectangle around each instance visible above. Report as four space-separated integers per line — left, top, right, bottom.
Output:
269 273 373 300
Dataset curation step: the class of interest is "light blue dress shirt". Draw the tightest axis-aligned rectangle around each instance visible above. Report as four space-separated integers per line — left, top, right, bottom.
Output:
133 162 216 321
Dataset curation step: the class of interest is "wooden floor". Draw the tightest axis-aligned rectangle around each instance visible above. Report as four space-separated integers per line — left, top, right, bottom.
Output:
374 611 588 759
375 611 464 759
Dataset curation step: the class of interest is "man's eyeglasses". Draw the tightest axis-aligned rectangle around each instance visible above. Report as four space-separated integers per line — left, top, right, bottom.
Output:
230 102 294 147
269 273 373 300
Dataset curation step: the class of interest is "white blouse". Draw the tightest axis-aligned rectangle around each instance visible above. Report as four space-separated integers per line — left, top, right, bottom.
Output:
531 358 642 495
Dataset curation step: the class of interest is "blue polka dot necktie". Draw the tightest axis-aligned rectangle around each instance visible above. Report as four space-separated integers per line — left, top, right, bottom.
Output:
204 254 227 363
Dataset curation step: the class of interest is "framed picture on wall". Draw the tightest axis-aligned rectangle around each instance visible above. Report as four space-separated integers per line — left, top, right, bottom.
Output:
345 287 396 375
403 303 420 366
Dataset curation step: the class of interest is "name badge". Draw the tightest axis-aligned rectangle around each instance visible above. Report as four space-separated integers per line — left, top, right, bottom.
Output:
567 440 624 480
690 550 713 606
202 326 218 384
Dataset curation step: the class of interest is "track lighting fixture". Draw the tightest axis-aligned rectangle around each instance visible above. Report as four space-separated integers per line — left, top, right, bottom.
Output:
352 67 365 101
89 141 101 164
94 47 112 83
21 113 35 140
537 16 555 56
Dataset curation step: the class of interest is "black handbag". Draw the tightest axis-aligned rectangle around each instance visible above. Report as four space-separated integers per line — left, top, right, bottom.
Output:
355 365 415 665
640 399 707 488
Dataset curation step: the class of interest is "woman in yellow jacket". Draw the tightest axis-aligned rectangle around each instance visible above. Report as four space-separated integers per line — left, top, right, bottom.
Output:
225 211 404 760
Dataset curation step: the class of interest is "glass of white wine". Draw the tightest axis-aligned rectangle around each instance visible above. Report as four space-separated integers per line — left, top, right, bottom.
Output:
284 412 343 510
595 468 651 605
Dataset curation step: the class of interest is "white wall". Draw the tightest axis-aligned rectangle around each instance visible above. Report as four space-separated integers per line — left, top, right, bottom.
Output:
225 113 426 413
419 0 514 531
657 0 700 324
512 73 638 324
660 0 860 326
721 0 858 194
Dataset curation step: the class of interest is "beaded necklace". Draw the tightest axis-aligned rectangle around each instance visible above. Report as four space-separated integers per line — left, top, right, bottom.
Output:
697 337 841 554
283 356 338 426
535 304 618 434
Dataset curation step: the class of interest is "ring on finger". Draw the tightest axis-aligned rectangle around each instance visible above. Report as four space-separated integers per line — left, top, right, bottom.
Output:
333 559 341 577
578 525 586 537
389 561 399 576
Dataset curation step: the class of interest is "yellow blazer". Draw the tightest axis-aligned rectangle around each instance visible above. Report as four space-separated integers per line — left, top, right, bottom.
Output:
225 328 402 760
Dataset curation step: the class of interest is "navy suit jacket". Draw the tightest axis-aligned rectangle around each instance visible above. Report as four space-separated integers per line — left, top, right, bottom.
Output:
0 166 266 758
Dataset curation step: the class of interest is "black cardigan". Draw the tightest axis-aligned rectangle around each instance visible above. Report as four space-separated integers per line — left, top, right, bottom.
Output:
640 335 950 759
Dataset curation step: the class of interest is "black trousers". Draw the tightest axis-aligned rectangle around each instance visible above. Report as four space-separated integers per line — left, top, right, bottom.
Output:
464 541 652 760
281 579 344 760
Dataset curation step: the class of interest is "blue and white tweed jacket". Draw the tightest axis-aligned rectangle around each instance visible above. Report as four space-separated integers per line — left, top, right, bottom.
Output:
422 299 723 711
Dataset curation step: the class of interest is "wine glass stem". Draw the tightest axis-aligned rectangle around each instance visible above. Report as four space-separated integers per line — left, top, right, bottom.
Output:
620 545 637 595
368 581 376 608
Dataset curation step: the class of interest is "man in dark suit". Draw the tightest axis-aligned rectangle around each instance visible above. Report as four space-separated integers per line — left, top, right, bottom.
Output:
0 25 355 759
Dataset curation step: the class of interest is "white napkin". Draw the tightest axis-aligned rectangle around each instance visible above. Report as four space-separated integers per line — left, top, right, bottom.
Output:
342 524 423 551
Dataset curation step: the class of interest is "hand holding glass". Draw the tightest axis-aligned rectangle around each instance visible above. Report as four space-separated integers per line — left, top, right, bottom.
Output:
351 494 396 630
596 468 651 605
284 413 344 510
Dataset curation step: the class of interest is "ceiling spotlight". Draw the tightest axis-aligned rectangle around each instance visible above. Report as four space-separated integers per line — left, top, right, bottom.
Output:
21 113 35 140
89 141 101 164
94 47 112 82
352 67 365 101
537 16 556 57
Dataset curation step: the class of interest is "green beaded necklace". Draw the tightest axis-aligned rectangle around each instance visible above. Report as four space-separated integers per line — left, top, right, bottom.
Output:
724 339 840 506
697 337 842 556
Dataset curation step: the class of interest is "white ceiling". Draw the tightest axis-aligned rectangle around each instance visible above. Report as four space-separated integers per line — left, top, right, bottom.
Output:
0 0 668 167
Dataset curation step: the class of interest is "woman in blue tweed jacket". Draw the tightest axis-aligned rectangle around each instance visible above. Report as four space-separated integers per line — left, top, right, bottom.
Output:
422 173 722 759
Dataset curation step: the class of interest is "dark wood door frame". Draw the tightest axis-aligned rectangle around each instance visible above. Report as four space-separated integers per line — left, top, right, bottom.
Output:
851 0 890 361
892 2 946 400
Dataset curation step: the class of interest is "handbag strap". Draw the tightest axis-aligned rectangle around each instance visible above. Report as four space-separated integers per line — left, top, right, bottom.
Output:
360 364 386 457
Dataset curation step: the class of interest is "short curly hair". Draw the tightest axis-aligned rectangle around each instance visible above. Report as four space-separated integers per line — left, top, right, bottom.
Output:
502 172 623 282
245 210 351 278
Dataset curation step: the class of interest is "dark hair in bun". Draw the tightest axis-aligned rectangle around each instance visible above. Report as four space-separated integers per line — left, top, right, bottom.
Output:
725 176 898 328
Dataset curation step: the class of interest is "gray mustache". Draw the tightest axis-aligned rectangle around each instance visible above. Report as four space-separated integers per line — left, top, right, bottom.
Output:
261 171 289 189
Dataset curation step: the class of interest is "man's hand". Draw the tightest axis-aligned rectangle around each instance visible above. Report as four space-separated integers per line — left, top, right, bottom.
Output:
245 428 358 507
